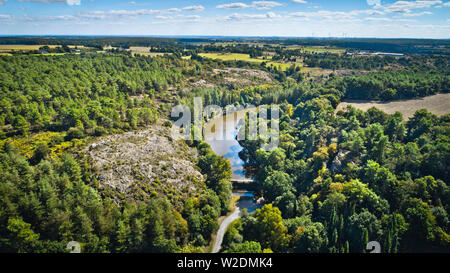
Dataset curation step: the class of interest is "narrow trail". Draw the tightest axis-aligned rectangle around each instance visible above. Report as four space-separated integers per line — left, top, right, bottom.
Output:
211 195 261 253
212 206 241 253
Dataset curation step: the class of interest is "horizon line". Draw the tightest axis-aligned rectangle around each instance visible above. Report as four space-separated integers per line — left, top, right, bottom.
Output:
0 35 449 41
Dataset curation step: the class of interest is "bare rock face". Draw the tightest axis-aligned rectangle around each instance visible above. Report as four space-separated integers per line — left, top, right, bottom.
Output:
331 149 350 173
213 68 274 87
85 125 204 205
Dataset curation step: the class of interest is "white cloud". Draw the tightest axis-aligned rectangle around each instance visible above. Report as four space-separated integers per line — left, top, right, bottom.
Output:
367 0 381 6
155 15 172 20
78 9 161 20
66 0 80 5
129 1 136 5
224 12 280 21
152 14 201 23
444 2 450 6
381 1 442 14
216 3 250 9
184 15 201 21
217 1 282 10
292 0 307 3
167 8 181 13
364 17 415 22
365 17 392 21
18 0 81 5
290 9 384 21
0 14 12 19
45 14 77 20
182 5 205 12
252 1 283 10
31 5 204 21
401 11 433 16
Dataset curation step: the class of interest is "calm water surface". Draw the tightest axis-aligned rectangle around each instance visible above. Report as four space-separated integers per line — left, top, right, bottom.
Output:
204 109 261 209
204 109 250 180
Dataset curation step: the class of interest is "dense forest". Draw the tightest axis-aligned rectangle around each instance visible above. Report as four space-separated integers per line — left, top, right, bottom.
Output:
0 54 186 139
221 86 449 253
0 37 449 253
336 70 449 100
0 53 234 252
0 37 181 52
0 140 233 252
178 50 449 253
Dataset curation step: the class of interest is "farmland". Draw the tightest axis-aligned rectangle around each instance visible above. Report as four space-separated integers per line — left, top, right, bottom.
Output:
0 44 88 51
0 44 60 51
336 93 450 119
130 51 171 57
301 46 346 54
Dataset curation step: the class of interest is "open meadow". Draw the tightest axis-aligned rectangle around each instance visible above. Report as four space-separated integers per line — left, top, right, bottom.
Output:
336 93 450 119
199 53 300 71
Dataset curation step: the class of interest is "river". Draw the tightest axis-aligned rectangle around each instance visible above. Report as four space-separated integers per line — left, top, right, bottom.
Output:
204 109 248 180
205 109 262 253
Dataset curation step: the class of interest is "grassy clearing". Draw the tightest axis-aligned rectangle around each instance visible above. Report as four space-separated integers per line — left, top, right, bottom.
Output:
0 44 62 51
0 45 88 54
199 53 300 71
302 66 333 76
199 53 265 63
0 131 86 159
302 46 346 54
128 46 152 52
127 47 172 57
67 45 90 49
336 93 450 119
29 53 67 56
267 62 296 71
131 52 171 57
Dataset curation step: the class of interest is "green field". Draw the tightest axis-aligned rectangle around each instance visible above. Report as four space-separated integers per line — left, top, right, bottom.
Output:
130 52 171 57
302 46 346 54
0 44 88 51
199 53 265 63
267 62 296 71
31 53 67 56
0 44 60 51
199 53 299 71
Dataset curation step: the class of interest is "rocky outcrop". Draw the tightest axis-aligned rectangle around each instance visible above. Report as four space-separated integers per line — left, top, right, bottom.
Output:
85 125 204 206
331 149 350 173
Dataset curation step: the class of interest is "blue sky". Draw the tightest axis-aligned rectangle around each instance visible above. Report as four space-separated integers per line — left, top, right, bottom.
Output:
0 0 449 38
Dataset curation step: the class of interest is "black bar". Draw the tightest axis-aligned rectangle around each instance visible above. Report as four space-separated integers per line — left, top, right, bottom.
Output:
0 253 446 272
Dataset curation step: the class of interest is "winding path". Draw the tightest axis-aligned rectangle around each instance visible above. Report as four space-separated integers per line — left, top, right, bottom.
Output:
211 194 261 253
212 206 241 253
